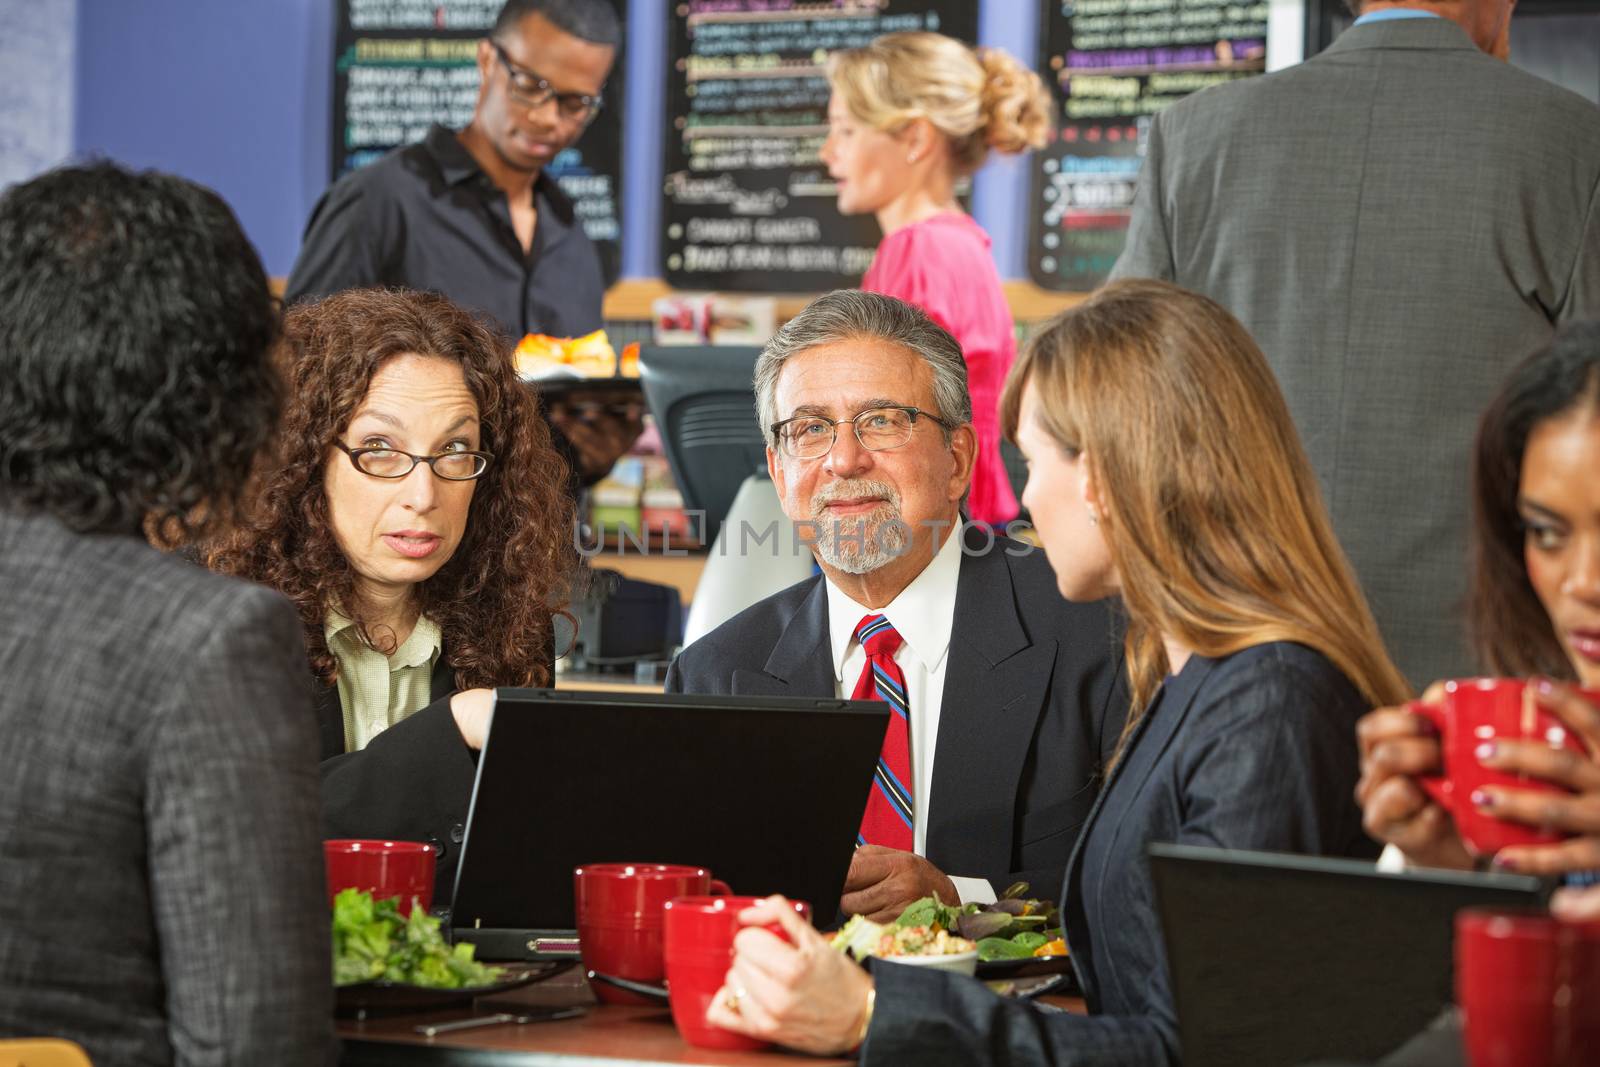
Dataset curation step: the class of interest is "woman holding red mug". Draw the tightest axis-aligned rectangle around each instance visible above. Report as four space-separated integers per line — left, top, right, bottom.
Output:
1358 321 1600 914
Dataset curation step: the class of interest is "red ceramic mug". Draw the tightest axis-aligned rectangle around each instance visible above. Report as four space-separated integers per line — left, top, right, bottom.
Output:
324 839 435 916
1457 908 1600 1067
574 863 731 1006
662 895 812 1050
1408 679 1595 857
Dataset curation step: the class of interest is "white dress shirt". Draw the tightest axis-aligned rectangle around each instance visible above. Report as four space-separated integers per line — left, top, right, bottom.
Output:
824 528 996 904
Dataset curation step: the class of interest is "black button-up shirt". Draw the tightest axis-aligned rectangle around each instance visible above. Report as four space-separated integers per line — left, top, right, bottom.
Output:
285 124 606 340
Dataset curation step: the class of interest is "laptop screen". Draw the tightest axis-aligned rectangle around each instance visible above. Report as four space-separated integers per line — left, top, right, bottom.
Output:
1149 843 1551 1067
450 688 888 948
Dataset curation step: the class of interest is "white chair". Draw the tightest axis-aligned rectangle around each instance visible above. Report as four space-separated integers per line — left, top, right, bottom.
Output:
683 474 815 645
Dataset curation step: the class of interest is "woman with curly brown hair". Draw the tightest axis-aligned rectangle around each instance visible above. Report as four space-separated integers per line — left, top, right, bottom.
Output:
207 287 576 899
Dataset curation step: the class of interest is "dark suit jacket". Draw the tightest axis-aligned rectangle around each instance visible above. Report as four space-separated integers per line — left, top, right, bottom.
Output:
1111 18 1600 687
316 658 476 903
665 528 1126 894
864 642 1375 1067
0 507 335 1066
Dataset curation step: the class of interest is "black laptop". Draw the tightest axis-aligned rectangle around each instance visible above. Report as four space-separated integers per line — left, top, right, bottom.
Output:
1148 843 1553 1067
448 688 888 959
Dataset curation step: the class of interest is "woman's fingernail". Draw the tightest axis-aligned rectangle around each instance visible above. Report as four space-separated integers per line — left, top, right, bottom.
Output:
1493 853 1518 870
1475 741 1498 761
1537 678 1559 695
1471 788 1494 809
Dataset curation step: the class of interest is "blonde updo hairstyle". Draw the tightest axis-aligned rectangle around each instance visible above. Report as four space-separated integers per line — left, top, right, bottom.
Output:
825 31 1050 175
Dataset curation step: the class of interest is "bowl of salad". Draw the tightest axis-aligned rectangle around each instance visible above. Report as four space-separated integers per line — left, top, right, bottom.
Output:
835 919 979 975
830 884 1068 980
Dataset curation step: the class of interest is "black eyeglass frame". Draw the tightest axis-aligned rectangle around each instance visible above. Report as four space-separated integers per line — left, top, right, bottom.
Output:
488 39 604 124
334 441 495 481
768 404 955 458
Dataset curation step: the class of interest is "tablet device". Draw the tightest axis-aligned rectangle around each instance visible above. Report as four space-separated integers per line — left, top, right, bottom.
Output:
449 688 888 959
1148 843 1552 1067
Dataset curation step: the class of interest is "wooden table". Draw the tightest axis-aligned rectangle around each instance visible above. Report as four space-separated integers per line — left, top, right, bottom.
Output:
337 965 1085 1065
553 670 664 695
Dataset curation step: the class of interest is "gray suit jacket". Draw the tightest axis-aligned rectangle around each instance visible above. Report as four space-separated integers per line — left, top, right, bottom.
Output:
0 507 335 1066
666 528 1126 896
1111 18 1600 686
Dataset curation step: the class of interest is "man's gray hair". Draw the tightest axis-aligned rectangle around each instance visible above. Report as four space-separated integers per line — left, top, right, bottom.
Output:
753 289 973 442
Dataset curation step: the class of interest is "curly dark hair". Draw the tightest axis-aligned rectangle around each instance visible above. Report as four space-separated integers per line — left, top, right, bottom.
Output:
0 162 279 538
206 288 577 690
1469 321 1600 680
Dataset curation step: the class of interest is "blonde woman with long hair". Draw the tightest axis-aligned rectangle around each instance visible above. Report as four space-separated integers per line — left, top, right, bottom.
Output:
821 31 1049 527
684 280 1410 1065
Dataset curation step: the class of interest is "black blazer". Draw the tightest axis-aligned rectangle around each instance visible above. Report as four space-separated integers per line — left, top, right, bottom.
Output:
665 527 1126 894
862 641 1377 1066
316 659 475 903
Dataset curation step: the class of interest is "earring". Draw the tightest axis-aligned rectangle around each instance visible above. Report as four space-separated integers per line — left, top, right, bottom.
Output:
1087 506 1099 526
907 151 919 164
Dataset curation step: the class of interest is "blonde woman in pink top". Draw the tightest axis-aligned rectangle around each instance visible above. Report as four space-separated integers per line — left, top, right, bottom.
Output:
822 32 1050 526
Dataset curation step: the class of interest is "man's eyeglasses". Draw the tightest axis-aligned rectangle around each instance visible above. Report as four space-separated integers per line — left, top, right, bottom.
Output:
770 405 953 460
489 40 602 124
335 441 494 481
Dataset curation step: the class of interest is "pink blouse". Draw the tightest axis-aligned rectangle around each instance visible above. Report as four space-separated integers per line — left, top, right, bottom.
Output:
862 212 1019 526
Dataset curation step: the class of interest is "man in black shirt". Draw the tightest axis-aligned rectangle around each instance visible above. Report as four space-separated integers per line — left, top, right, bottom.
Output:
288 0 637 482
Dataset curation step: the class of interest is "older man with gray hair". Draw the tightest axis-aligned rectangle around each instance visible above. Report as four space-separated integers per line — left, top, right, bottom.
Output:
666 290 1125 919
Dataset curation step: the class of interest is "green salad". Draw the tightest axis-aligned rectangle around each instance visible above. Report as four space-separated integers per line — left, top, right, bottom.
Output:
831 882 1063 964
332 888 503 988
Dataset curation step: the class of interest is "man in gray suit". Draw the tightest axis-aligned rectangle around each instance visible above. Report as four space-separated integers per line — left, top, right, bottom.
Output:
0 165 335 1064
1111 0 1600 686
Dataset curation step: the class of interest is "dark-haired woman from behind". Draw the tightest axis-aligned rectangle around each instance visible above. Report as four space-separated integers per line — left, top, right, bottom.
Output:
1359 321 1600 917
0 163 333 1065
207 288 578 900
683 280 1409 1065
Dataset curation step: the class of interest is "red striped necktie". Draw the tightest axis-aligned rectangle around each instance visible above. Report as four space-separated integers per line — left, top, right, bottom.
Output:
852 613 914 851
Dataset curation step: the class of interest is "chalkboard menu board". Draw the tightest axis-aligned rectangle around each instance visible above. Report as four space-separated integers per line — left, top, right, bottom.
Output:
1029 0 1269 291
331 0 624 283
662 1 977 292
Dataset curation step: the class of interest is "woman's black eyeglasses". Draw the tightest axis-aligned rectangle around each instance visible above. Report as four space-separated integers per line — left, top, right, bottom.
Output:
335 441 493 481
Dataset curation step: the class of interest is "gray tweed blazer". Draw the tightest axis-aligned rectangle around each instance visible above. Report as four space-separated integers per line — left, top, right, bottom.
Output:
0 506 335 1066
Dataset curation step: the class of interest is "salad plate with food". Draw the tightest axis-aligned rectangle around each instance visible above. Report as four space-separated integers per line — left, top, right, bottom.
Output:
331 889 565 1014
830 883 1075 985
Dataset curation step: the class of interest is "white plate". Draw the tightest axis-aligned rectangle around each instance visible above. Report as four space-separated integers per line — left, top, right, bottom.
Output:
874 949 978 976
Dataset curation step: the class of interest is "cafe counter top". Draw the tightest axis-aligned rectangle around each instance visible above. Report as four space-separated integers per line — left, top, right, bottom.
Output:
337 964 1086 1066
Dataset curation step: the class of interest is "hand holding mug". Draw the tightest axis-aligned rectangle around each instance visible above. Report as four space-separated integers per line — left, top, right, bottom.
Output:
1357 683 1475 870
663 894 812 1050
1471 682 1600 875
704 895 872 1057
